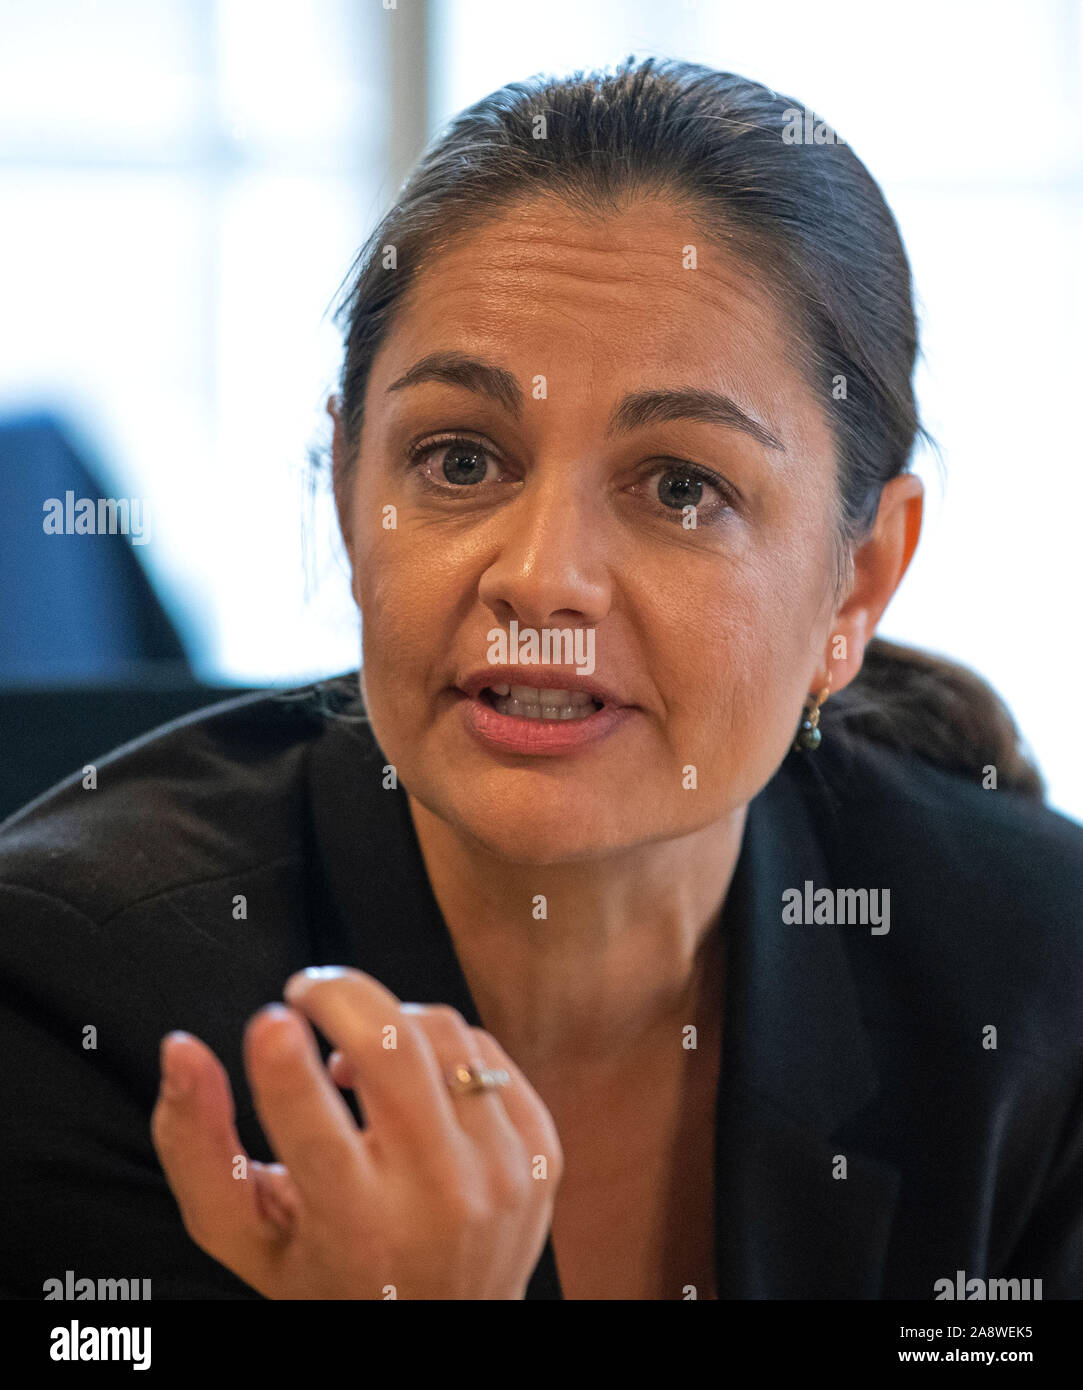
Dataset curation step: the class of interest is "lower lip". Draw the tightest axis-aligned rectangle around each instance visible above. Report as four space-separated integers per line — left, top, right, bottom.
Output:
457 690 634 756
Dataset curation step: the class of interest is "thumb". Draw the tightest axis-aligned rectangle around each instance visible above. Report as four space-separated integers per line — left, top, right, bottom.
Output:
151 1031 279 1271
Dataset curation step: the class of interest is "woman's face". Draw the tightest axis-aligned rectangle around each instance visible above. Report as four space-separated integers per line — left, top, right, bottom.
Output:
335 194 845 864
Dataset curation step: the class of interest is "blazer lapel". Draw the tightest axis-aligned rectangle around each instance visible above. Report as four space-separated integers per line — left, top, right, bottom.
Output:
713 755 901 1298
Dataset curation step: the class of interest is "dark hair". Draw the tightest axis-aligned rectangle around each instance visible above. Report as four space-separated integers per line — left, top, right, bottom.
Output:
322 55 1044 799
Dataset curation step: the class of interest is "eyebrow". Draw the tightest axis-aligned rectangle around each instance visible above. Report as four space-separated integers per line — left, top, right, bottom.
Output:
386 351 785 452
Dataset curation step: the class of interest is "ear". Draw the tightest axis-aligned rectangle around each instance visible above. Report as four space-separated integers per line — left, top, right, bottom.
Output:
327 393 353 552
823 472 924 695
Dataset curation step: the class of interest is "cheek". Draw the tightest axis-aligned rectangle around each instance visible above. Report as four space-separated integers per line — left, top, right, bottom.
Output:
659 538 831 775
349 476 456 672
357 556 443 696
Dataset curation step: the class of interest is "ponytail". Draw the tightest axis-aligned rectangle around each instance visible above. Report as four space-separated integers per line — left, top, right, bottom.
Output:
823 637 1045 798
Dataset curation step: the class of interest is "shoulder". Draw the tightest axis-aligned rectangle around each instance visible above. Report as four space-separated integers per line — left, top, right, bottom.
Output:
807 721 1083 875
0 673 368 924
790 726 1083 1051
0 679 381 1302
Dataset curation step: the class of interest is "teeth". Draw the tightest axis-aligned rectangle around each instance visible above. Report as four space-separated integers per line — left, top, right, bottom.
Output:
477 684 603 721
489 690 601 722
506 685 595 706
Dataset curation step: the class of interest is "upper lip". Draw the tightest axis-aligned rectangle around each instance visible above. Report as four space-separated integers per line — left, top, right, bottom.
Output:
458 667 627 709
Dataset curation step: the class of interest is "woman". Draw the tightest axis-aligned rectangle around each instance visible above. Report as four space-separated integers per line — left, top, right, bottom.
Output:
2 57 1081 1302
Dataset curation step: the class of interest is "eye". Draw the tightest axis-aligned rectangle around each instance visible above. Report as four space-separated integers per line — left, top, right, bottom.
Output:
407 434 505 490
635 461 738 525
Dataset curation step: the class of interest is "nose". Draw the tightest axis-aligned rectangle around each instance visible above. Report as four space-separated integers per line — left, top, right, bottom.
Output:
476 471 612 631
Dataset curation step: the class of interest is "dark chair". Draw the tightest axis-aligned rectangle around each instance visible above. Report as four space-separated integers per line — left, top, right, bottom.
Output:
0 409 192 681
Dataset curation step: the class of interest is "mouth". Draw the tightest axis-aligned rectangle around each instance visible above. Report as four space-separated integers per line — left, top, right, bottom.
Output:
455 674 631 755
478 683 606 722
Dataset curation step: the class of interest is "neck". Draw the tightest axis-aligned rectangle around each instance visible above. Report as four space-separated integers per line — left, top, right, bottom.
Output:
406 796 746 1072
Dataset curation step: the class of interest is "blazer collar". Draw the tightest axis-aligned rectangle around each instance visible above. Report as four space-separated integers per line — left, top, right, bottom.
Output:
306 716 899 1299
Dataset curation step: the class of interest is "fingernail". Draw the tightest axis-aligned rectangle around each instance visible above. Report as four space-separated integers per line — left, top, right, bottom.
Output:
159 1033 191 1101
400 1003 427 1014
284 965 347 1002
262 1008 306 1061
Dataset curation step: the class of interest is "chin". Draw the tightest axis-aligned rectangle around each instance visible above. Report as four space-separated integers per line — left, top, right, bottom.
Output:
430 783 631 865
460 817 625 867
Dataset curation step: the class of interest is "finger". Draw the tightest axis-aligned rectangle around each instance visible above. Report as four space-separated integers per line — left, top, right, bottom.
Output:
250 1161 301 1236
467 1030 564 1186
332 1010 561 1181
282 968 467 1170
408 1005 525 1156
244 1003 374 1213
151 1032 280 1269
327 1050 352 1090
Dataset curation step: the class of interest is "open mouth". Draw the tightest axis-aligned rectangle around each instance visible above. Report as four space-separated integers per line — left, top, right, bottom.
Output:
478 684 605 722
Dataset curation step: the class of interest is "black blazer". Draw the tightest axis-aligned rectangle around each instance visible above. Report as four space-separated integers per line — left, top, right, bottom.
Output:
1 675 1081 1299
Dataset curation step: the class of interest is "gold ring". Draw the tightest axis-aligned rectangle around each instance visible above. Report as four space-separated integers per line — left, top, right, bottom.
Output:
445 1062 511 1096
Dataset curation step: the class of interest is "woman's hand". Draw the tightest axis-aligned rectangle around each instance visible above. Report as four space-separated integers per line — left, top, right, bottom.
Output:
150 966 563 1299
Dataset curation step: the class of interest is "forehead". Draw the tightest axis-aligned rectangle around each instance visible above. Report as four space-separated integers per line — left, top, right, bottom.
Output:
369 194 824 451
